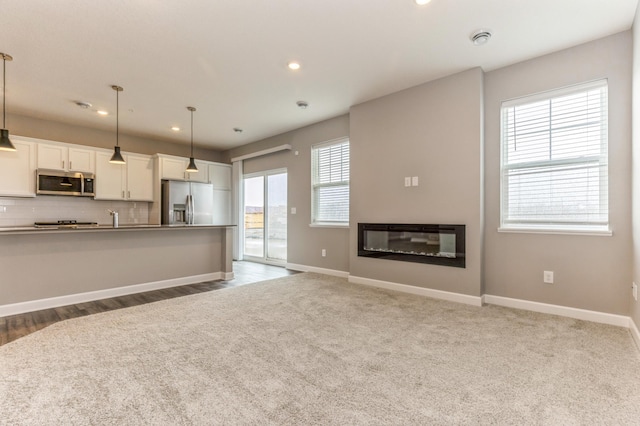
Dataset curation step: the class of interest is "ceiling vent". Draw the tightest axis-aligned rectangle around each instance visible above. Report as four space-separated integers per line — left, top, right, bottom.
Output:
471 30 492 46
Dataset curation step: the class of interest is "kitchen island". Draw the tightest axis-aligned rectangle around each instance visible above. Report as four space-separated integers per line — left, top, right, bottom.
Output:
0 225 235 316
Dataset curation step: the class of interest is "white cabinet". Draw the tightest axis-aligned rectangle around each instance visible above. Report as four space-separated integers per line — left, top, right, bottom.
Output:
37 143 95 173
0 139 36 197
188 160 209 183
95 151 154 201
160 156 188 180
126 155 154 201
158 155 208 182
208 163 232 189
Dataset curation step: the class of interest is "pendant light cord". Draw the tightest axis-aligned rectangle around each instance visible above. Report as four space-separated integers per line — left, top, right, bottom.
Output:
2 57 6 128
116 88 119 148
190 108 194 157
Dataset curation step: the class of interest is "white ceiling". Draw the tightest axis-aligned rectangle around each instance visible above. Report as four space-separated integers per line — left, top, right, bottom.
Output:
0 0 637 151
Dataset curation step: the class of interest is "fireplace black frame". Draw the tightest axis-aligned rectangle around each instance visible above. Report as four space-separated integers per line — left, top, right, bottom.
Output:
358 223 466 268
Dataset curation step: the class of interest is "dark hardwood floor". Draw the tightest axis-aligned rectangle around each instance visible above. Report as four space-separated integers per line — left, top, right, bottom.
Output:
0 261 298 346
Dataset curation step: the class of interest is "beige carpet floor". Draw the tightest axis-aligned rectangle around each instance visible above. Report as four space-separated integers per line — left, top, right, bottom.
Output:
1 273 639 425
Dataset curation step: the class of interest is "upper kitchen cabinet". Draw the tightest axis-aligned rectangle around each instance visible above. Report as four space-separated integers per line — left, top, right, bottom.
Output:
0 138 36 197
208 163 232 190
95 151 154 201
37 143 95 173
157 154 208 183
127 154 154 201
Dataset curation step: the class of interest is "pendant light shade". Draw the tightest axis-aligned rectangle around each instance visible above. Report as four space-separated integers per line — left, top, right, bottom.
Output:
0 53 16 152
185 106 198 173
109 85 126 164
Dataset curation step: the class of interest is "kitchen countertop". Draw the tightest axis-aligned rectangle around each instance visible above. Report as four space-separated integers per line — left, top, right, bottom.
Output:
0 224 236 235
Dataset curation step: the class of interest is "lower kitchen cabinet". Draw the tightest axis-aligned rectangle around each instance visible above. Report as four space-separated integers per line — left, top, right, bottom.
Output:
95 151 154 201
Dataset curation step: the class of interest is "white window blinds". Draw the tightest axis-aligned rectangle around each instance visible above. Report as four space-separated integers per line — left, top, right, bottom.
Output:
500 80 608 231
312 138 350 225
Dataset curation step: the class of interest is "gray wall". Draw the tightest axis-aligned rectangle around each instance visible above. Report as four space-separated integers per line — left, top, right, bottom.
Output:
7 113 224 162
225 115 350 273
632 11 640 328
484 32 633 315
349 68 484 296
0 228 224 305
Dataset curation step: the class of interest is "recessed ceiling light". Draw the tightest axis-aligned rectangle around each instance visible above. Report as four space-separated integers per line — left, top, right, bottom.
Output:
171 126 180 131
97 110 109 116
288 62 301 70
296 101 308 109
471 30 492 46
415 0 431 5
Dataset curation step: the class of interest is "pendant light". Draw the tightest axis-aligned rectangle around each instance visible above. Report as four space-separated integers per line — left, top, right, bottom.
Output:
109 85 126 164
0 52 16 152
185 106 198 173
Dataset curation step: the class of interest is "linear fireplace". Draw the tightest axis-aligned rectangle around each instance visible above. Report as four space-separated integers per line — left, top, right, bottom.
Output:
358 223 466 268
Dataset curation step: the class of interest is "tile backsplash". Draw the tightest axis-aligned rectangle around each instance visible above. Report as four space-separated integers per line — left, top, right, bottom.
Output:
0 196 149 227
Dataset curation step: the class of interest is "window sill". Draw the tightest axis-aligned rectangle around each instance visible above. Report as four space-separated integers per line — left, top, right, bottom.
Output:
309 223 349 229
498 226 612 237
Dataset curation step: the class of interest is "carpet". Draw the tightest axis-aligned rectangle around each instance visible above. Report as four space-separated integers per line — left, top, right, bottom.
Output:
1 273 639 425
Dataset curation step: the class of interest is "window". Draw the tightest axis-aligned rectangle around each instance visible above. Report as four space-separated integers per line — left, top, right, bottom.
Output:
311 138 350 226
500 80 609 233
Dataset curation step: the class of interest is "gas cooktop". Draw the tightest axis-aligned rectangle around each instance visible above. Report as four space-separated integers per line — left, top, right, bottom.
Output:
34 220 99 228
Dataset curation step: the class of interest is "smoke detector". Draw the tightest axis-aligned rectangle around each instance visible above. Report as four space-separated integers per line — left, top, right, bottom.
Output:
75 101 92 109
296 101 308 109
471 30 492 46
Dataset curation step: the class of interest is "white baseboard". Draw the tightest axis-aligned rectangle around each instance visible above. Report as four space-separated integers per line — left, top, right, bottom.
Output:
630 317 640 350
483 294 630 328
348 275 484 307
0 272 221 317
222 272 235 280
285 263 349 278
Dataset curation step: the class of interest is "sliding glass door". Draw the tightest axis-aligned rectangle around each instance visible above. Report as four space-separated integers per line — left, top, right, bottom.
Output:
243 169 287 264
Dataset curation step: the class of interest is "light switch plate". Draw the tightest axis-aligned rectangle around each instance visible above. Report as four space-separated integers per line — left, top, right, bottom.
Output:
412 176 419 186
404 177 411 187
291 207 297 215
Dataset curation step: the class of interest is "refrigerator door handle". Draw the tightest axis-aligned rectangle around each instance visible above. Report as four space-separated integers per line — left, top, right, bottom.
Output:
190 195 195 224
187 195 194 224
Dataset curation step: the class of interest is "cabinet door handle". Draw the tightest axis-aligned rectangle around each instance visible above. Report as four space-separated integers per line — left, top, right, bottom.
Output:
62 160 65 169
128 191 131 199
122 190 125 199
69 161 73 170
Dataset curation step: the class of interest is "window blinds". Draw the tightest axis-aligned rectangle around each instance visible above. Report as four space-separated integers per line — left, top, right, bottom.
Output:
501 80 608 230
312 139 350 224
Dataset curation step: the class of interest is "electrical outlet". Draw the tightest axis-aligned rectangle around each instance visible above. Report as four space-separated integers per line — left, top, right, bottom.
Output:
321 249 327 257
633 282 638 301
543 271 554 284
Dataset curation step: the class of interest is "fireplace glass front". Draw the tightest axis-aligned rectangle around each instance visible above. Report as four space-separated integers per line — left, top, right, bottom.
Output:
358 223 465 268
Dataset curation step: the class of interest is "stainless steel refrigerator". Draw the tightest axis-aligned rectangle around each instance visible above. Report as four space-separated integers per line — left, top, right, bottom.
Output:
162 180 214 225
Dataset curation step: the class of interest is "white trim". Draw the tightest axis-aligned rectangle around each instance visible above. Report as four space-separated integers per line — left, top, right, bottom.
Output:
501 78 608 108
630 318 640 351
498 227 613 237
483 294 629 327
348 275 483 307
0 273 221 317
230 144 292 162
285 263 349 278
222 272 235 280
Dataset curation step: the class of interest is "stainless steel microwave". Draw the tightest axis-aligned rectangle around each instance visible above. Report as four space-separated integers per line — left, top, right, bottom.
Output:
36 169 95 197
